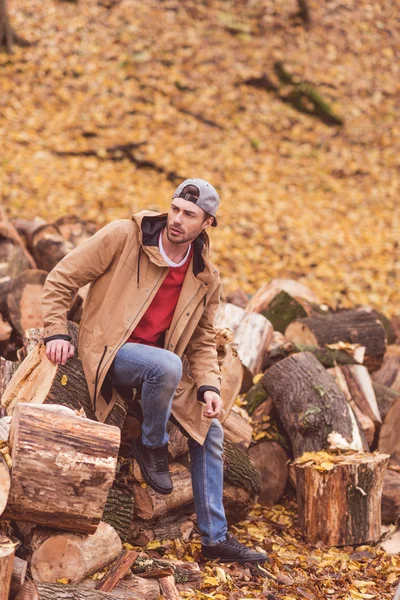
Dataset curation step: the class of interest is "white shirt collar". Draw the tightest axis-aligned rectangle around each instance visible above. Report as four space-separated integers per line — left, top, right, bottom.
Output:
159 232 191 267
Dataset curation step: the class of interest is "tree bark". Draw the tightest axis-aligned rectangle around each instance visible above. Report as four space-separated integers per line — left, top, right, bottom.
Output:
96 550 138 592
102 486 135 543
15 582 126 600
262 290 307 333
247 441 289 506
0 270 47 339
79 575 160 600
285 308 387 372
295 452 389 546
127 511 195 546
262 352 367 457
159 576 181 600
382 468 400 525
378 393 400 461
3 404 120 533
0 535 15 600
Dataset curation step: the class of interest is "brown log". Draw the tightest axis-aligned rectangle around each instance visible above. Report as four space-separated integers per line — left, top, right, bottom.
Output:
166 422 188 460
15 582 126 600
128 511 195 546
378 393 400 461
217 332 244 419
133 463 193 520
295 452 389 546
0 220 36 281
285 308 387 372
96 550 139 592
340 365 381 425
80 574 160 600
223 406 253 450
22 521 122 584
159 576 180 600
0 270 47 338
226 288 248 309
327 366 375 447
102 486 135 543
246 279 318 314
372 352 400 392
262 352 367 457
244 380 269 415
223 439 261 524
214 302 244 334
0 453 10 516
0 535 15 600
53 215 98 248
382 468 400 525
373 382 400 422
10 556 28 598
131 557 201 590
1 322 127 429
247 441 289 506
3 404 120 533
28 222 74 273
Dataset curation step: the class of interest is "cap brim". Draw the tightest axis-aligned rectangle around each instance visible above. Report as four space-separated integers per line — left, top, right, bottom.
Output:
211 216 217 227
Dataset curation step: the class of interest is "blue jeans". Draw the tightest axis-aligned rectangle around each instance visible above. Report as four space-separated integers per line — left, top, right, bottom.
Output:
108 343 228 546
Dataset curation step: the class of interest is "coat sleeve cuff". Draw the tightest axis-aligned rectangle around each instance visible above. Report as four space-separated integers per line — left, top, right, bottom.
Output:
43 334 72 344
197 385 221 403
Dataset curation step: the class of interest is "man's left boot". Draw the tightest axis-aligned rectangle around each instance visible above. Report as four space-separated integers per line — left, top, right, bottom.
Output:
130 437 173 495
202 535 268 564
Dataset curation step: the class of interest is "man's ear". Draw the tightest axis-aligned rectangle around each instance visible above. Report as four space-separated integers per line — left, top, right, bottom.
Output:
202 216 214 230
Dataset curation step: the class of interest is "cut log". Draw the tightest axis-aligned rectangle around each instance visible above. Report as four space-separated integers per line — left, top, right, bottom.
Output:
102 486 135 543
10 556 28 598
223 406 253 450
28 222 74 273
373 382 400 422
226 288 248 309
131 557 201 591
96 550 138 592
1 322 127 429
382 468 400 525
79 574 160 600
0 357 19 397
245 279 318 314
217 332 244 420
15 582 126 600
159 576 181 600
285 308 387 372
232 312 273 374
0 453 11 516
327 366 375 447
128 511 195 546
0 270 47 338
214 302 245 334
0 536 15 600
53 215 98 248
244 380 269 415
247 441 289 506
223 439 261 524
0 416 11 441
378 394 400 461
262 352 368 457
22 521 122 584
133 463 193 520
3 404 120 533
340 365 381 425
294 451 389 546
0 220 36 281
372 353 400 392
262 290 308 333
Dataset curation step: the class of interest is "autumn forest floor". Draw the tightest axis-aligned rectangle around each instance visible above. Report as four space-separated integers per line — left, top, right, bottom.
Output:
1 0 400 598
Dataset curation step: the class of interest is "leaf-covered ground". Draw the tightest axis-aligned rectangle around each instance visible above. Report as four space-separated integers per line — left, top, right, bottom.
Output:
1 0 399 316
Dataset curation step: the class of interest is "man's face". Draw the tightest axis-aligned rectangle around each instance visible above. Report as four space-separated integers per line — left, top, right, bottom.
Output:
166 198 213 244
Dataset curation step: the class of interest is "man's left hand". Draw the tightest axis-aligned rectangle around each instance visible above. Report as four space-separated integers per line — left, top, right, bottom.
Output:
203 391 224 419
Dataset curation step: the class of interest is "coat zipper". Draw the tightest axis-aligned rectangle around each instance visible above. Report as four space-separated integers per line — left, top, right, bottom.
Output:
93 345 108 413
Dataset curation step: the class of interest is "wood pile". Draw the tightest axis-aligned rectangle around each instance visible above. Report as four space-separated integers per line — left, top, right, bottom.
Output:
0 211 399 597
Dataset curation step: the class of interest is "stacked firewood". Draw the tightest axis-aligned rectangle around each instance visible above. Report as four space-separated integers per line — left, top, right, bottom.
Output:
1 209 400 598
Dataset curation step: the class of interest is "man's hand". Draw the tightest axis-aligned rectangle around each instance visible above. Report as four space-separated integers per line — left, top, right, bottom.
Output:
46 340 75 365
203 391 224 419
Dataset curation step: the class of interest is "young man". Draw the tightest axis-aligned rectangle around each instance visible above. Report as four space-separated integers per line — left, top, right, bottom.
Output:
42 178 267 564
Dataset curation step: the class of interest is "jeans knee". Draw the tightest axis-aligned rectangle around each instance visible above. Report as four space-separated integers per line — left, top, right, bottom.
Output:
152 351 182 387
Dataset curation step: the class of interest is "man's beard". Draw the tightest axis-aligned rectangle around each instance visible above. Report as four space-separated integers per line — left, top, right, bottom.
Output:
166 222 202 245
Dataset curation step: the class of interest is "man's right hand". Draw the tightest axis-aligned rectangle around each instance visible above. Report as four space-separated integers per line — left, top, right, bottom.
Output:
46 340 75 365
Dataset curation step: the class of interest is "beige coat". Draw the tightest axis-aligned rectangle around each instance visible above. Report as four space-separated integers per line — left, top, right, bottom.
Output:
41 211 222 444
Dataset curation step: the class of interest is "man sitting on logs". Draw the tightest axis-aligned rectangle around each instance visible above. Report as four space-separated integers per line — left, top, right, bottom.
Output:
41 178 267 565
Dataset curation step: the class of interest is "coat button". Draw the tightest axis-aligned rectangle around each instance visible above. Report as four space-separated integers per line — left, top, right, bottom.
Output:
170 343 174 348
186 312 190 316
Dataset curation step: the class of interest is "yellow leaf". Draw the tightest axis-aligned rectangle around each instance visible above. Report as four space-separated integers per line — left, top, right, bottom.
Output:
202 576 220 587
56 578 70 584
253 373 263 384
146 540 162 549
61 374 68 386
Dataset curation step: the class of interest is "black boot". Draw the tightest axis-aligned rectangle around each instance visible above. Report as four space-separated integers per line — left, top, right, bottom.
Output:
130 437 173 495
202 535 268 564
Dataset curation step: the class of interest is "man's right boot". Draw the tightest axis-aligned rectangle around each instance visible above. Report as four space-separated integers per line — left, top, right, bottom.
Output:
130 437 173 495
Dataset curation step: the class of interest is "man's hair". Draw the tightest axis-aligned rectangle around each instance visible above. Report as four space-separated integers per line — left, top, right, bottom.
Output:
180 185 213 223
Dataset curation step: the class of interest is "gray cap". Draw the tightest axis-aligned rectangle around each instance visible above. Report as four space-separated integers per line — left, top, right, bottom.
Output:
172 178 219 227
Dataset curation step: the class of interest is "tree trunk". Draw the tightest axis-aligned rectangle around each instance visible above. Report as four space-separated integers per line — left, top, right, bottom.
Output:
0 270 47 339
295 452 389 546
381 468 400 525
285 308 387 372
22 521 122 584
262 352 367 456
0 535 15 600
1 321 127 429
0 0 29 53
132 463 193 520
3 404 120 533
247 441 288 506
15 582 126 600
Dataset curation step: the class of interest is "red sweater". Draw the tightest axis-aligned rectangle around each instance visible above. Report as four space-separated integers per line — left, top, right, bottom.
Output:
127 246 193 346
